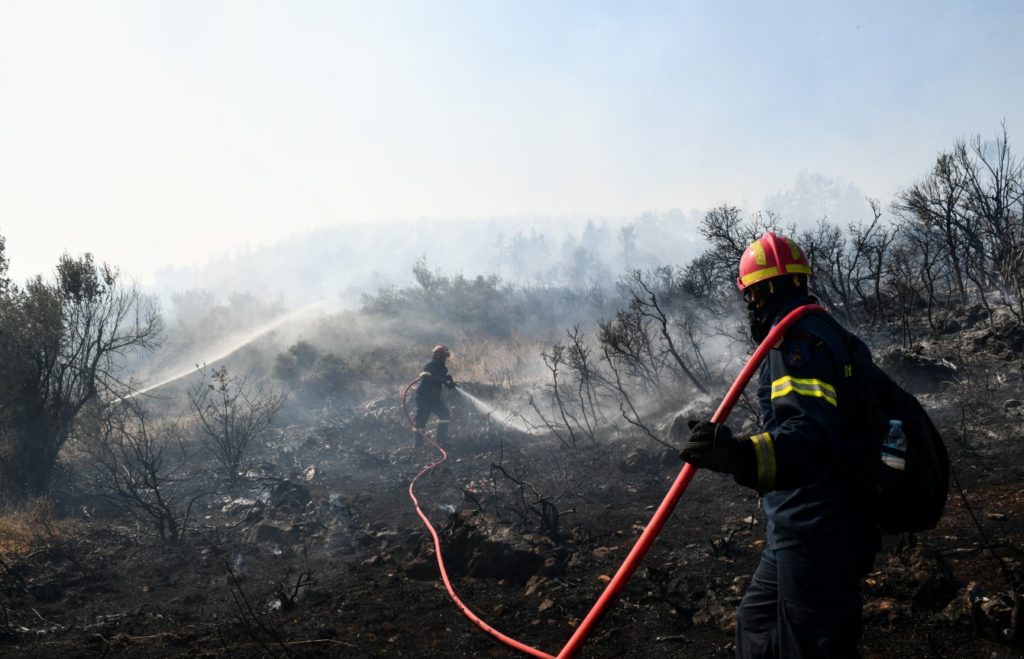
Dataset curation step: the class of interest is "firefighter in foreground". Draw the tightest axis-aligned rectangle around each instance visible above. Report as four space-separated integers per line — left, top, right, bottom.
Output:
673 232 880 658
413 344 456 446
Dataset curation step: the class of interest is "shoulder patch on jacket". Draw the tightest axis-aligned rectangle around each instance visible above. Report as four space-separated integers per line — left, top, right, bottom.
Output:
781 338 812 368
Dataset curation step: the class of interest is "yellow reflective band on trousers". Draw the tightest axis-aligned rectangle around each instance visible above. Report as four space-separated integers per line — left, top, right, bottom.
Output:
770 375 837 407
751 432 776 490
436 419 450 424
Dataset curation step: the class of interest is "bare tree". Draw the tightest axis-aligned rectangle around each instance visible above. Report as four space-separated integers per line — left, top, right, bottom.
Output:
797 201 894 326
894 151 972 305
956 127 1024 290
896 126 1024 327
187 366 287 485
0 252 161 499
531 266 725 455
539 345 585 447
896 218 951 333
76 398 208 544
564 326 607 438
489 461 574 542
597 308 668 396
884 241 925 348
622 270 710 395
797 219 846 312
600 343 674 450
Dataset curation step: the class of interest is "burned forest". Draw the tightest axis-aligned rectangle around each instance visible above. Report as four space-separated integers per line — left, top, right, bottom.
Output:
2 130 1024 658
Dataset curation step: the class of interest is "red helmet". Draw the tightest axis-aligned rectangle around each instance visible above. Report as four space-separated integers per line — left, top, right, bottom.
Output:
736 232 813 291
432 344 451 359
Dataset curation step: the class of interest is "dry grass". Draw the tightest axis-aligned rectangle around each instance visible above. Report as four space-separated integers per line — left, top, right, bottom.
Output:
450 332 549 389
0 498 61 558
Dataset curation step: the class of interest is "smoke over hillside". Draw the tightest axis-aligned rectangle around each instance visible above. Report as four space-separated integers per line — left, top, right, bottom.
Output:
147 211 706 312
125 174 877 407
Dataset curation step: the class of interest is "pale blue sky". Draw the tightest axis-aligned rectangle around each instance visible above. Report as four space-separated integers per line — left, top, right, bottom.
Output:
1 1 1021 284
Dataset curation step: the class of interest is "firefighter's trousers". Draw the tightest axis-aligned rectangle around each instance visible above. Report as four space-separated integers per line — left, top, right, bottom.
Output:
736 531 875 658
413 397 450 444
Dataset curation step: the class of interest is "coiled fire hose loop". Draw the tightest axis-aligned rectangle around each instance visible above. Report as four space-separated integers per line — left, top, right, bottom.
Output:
402 303 825 658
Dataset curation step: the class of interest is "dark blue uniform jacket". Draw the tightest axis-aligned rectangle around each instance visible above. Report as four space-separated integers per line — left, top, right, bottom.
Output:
753 297 878 551
416 359 450 401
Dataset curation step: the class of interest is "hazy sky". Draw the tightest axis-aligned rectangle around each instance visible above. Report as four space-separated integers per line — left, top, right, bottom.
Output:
2 1 1022 285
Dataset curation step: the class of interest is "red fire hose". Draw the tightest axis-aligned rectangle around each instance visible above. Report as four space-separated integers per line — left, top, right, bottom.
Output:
403 303 824 658
401 379 556 658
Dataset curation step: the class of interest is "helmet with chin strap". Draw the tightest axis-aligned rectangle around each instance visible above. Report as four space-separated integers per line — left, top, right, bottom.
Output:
737 232 813 292
432 344 451 359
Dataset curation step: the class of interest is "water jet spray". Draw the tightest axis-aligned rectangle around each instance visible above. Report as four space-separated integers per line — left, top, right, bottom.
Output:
113 301 328 402
454 387 543 436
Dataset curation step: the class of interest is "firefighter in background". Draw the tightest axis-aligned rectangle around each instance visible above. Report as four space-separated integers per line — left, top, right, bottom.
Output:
673 232 879 657
413 344 456 446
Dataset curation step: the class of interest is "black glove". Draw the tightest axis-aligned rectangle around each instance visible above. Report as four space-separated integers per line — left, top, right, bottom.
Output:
444 375 456 389
676 418 757 489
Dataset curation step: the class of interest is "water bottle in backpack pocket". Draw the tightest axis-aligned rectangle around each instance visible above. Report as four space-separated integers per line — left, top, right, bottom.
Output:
880 419 907 471
857 366 950 533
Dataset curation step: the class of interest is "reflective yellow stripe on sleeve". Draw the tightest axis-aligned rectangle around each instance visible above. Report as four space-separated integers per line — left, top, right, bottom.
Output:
770 375 837 407
751 432 776 490
419 371 432 378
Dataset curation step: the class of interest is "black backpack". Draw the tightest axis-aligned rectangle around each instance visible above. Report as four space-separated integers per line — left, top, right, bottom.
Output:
819 314 950 533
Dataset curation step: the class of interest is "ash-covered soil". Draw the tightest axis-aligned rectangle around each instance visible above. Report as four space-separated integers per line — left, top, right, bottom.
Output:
2 316 1024 658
